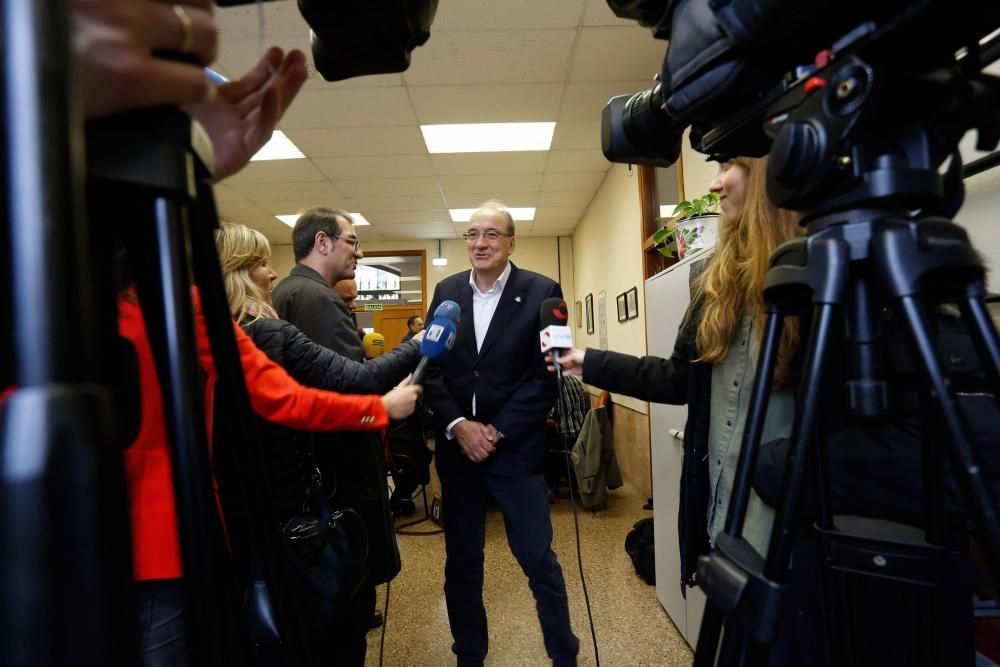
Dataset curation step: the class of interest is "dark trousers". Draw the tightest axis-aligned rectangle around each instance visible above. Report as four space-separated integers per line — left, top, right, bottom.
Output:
136 578 190 667
438 456 579 666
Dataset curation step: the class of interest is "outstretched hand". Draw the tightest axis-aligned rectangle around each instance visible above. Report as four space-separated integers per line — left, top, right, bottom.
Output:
545 348 585 376
75 0 219 119
185 46 308 182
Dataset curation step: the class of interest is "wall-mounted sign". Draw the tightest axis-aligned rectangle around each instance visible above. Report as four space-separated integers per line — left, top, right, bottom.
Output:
364 304 384 311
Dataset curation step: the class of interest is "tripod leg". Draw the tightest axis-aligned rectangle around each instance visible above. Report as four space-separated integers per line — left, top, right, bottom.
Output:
765 302 838 579
958 292 1000 393
897 295 1000 586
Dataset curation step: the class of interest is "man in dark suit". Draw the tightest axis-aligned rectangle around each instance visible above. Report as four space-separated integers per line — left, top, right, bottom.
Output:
424 203 579 667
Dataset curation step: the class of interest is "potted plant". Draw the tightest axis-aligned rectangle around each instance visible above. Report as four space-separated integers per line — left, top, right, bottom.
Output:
651 192 720 260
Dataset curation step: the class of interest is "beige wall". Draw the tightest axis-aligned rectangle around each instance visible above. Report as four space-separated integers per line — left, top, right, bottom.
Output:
680 128 719 201
270 236 576 318
571 163 653 493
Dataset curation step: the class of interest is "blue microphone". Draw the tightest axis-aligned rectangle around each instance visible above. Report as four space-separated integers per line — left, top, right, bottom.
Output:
410 317 458 385
433 299 461 323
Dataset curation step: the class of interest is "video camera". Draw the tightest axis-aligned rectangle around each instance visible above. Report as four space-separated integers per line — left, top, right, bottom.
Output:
602 0 1000 213
217 0 439 82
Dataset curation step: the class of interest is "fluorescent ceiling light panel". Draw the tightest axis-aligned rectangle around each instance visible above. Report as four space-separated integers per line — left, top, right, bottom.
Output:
659 204 678 218
449 207 535 222
421 122 556 153
250 131 305 161
276 212 371 227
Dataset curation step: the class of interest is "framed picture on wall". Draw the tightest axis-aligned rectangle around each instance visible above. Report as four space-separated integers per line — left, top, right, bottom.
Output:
575 300 583 328
616 292 627 322
626 286 639 320
585 293 594 334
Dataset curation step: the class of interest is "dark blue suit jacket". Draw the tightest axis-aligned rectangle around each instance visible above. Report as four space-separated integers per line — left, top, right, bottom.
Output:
424 262 562 477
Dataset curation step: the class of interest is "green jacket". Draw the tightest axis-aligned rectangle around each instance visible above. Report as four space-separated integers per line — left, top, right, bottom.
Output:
571 406 622 509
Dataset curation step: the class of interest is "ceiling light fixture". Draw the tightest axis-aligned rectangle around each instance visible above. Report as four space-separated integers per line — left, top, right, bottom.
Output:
432 239 448 266
449 207 535 222
420 122 556 153
250 130 305 161
276 212 371 227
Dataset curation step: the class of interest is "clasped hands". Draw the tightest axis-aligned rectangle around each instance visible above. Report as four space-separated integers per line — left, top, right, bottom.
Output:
452 420 500 463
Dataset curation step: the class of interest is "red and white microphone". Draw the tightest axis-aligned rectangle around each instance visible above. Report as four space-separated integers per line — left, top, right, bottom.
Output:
539 298 573 360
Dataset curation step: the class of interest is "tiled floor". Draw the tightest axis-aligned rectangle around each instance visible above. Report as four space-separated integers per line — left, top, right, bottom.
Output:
365 479 693 666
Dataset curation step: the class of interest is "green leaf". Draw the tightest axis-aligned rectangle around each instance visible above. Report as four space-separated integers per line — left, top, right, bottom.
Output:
652 227 672 244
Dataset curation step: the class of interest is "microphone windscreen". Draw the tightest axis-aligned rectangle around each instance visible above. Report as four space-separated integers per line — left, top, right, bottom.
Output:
539 298 569 329
363 332 385 358
433 299 461 322
420 318 458 361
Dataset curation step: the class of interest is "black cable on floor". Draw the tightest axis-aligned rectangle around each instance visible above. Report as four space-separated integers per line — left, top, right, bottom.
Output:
555 364 601 666
378 580 390 667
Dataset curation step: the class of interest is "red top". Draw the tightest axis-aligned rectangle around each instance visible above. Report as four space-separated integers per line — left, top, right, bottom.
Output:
118 290 388 581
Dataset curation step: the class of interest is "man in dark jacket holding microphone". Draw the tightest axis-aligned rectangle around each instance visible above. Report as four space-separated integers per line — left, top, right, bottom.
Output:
424 202 579 667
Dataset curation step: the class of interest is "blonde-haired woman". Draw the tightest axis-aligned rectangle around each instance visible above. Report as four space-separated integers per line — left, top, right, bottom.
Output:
213 222 424 661
213 221 422 392
550 156 800 581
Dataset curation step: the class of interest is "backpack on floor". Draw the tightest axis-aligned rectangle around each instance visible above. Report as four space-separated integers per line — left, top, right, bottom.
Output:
624 517 655 585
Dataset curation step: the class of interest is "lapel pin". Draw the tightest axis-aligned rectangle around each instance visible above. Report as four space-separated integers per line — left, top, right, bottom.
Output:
514 296 521 303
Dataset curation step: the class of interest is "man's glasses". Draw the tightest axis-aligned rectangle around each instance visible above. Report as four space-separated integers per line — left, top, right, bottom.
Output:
328 232 361 252
463 229 513 243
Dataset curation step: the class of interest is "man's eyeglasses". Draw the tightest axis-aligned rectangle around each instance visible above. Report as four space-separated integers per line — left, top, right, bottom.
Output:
327 232 362 252
463 230 513 243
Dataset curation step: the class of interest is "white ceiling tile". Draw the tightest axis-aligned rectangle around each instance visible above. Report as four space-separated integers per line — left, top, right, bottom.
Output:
355 226 387 242
551 120 603 151
570 27 666 82
402 30 577 85
433 0 585 30
222 160 328 185
408 84 564 124
346 194 449 212
365 210 452 225
253 199 349 216
374 224 460 240
582 0 642 26
313 155 434 180
541 171 608 191
431 152 548 176
287 126 428 157
216 2 306 39
444 192 540 209
322 72 405 89
545 149 612 172
535 205 588 221
227 180 341 201
217 201 272 219
334 177 441 197
538 190 596 207
438 173 544 195
280 88 417 129
559 80 656 121
212 184 246 202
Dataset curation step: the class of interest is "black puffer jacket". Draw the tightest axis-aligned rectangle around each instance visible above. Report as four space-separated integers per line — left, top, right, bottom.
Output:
244 317 420 395
236 317 420 517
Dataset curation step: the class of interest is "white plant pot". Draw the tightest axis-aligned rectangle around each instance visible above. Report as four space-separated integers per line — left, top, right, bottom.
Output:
675 214 719 260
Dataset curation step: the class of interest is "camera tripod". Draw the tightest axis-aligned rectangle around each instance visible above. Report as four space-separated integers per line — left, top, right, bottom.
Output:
692 44 1000 667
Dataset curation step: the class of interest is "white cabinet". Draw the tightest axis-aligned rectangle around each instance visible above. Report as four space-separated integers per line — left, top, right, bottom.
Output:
645 252 711 647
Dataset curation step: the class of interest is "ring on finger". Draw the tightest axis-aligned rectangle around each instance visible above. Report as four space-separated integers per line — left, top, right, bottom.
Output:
173 5 195 53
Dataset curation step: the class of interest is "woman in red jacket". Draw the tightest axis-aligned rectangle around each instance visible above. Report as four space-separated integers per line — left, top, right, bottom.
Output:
119 288 421 666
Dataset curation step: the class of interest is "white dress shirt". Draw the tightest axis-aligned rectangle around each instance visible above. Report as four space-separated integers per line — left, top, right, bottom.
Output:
446 262 511 437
